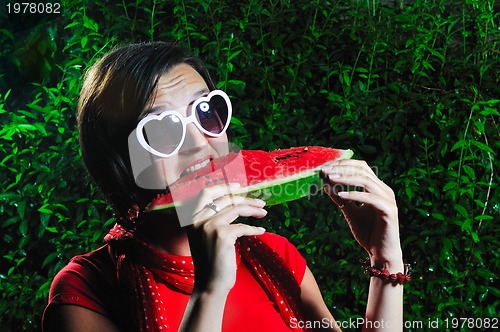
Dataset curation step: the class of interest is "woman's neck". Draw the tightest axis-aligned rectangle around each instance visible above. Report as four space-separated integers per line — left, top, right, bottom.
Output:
136 212 191 256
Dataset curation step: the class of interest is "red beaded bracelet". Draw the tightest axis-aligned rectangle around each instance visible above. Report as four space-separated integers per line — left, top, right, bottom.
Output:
360 258 412 285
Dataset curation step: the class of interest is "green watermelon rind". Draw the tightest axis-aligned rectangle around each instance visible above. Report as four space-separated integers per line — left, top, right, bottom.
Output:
242 170 324 206
146 149 353 211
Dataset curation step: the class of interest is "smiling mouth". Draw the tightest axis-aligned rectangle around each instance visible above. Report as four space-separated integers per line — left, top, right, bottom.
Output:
179 158 212 178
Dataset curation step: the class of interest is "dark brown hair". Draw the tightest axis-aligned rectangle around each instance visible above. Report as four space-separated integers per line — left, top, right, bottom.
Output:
77 42 216 219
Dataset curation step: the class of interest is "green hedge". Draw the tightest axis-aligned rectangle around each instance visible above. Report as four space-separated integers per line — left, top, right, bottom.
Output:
1 0 498 330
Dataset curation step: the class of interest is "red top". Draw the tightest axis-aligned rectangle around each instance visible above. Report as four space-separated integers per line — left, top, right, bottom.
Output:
43 232 307 331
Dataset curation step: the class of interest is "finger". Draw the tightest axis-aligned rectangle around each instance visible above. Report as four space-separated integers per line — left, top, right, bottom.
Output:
323 164 393 198
214 204 268 225
324 160 393 194
194 182 242 209
323 159 377 176
196 196 266 220
214 196 266 209
322 158 355 169
215 224 267 243
196 204 268 227
325 170 388 198
337 191 398 220
323 184 352 208
323 162 377 181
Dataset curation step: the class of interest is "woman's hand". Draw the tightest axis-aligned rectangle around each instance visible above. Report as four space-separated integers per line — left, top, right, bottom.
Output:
179 184 267 331
322 159 403 267
183 183 267 295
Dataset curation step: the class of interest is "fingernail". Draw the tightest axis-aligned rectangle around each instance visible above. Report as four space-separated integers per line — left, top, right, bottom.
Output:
329 173 341 179
255 199 266 207
323 161 340 169
258 227 266 232
338 191 349 197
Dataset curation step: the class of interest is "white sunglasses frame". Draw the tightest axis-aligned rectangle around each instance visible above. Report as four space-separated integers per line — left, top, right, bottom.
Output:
136 89 232 158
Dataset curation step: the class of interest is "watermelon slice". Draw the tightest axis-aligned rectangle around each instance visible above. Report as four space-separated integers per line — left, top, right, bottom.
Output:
145 146 353 212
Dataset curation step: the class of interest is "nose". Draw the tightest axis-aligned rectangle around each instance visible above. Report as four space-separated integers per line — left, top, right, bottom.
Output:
178 123 208 155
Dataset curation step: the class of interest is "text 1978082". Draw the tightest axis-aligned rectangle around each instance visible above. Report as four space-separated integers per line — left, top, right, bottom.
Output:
6 3 61 14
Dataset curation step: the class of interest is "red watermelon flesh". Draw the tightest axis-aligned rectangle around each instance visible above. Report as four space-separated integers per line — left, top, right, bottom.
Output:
145 146 353 212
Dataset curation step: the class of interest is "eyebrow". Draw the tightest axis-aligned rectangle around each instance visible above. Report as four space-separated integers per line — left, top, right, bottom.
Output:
143 88 210 116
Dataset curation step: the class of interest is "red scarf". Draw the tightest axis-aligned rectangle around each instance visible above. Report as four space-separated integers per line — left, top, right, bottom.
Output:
105 223 309 331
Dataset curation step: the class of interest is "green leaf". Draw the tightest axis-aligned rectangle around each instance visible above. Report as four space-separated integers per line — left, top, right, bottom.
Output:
471 232 480 243
19 219 28 237
40 213 51 227
4 89 11 101
474 215 493 221
479 107 500 116
83 17 99 32
470 140 494 154
342 71 351 87
45 227 58 233
451 140 466 151
38 206 53 214
81 35 88 48
462 165 476 180
454 204 468 218
431 213 445 221
443 181 456 191
476 268 496 280
42 252 59 268
230 116 244 126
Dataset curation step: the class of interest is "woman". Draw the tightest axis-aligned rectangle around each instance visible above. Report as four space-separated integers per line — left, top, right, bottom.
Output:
43 42 407 331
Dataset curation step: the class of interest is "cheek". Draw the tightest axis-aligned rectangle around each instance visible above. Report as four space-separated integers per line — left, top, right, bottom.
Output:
208 134 229 157
133 157 181 190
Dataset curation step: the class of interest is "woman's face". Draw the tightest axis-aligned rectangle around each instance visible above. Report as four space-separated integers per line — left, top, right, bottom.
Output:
130 64 229 189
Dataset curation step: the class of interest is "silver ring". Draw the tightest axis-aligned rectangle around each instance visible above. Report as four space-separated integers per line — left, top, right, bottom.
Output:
205 201 221 213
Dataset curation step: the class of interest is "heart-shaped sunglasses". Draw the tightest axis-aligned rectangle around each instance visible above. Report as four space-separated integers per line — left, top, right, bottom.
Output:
135 90 232 158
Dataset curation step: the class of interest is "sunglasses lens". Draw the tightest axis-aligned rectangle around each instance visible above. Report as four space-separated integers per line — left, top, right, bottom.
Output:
196 94 229 134
142 114 183 155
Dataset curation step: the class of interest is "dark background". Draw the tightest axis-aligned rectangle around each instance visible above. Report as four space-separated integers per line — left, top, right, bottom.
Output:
0 0 498 330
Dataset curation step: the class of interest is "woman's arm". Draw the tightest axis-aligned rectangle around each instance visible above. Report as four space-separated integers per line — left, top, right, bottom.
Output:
300 261 404 332
363 260 404 331
179 286 231 332
321 159 404 331
45 305 120 332
178 184 268 331
300 267 341 331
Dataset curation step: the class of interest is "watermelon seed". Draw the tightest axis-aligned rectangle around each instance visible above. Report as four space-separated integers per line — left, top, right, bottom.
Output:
274 154 300 161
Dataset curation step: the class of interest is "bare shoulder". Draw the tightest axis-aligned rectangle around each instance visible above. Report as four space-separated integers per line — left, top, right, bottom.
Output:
45 305 120 332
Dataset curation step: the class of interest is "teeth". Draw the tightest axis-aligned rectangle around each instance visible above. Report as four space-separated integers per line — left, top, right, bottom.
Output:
184 159 210 175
